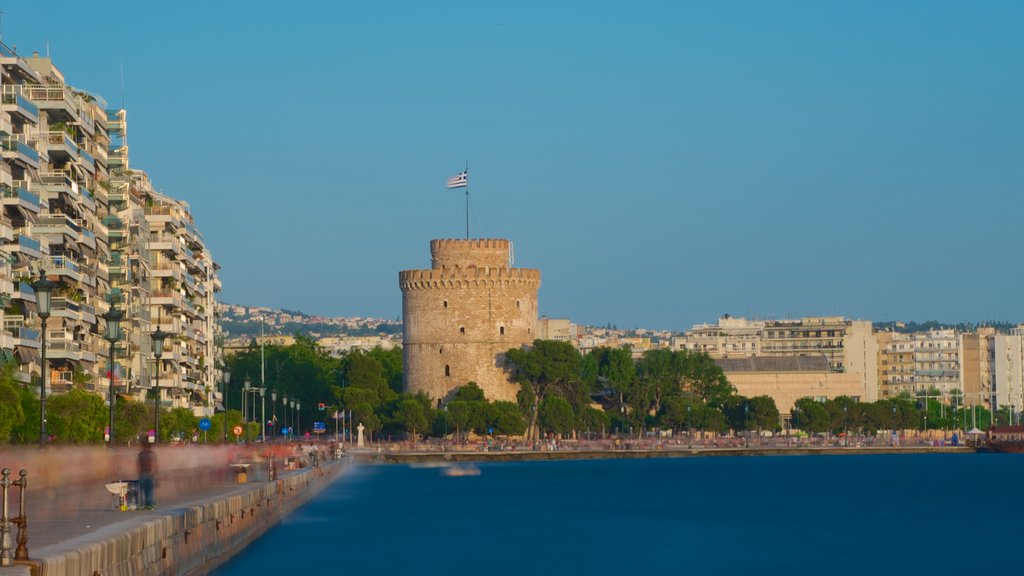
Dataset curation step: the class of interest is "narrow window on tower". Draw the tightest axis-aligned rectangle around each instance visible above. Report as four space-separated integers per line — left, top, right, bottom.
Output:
445 365 450 377
443 300 448 308
516 300 521 309
439 347 443 354
499 326 505 335
460 326 465 334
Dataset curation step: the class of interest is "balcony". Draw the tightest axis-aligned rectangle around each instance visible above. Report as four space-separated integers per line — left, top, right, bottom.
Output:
149 233 182 256
0 137 40 169
21 85 80 121
150 291 183 309
34 212 81 243
0 184 40 213
80 227 97 249
48 255 82 282
9 234 42 259
51 297 83 321
76 147 96 175
48 338 83 361
43 131 76 160
0 87 40 123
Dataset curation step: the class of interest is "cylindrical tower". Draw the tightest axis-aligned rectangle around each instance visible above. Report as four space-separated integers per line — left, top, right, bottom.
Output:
400 238 541 403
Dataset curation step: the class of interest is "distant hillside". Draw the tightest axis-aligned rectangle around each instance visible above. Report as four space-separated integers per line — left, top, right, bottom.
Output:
873 320 1017 334
220 303 401 338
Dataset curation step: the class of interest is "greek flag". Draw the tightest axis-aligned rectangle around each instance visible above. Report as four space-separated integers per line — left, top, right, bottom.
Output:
446 170 468 189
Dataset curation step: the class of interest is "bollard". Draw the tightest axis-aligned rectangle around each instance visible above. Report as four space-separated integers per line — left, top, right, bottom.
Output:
14 470 28 561
1 468 11 566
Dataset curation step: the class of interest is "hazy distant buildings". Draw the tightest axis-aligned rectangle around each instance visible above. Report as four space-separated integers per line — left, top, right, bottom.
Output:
670 316 878 403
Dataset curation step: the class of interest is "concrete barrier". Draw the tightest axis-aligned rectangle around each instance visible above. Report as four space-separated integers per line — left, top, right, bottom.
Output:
22 461 342 576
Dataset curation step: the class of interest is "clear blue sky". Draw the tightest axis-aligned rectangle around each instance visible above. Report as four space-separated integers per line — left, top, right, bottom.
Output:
11 1 1023 330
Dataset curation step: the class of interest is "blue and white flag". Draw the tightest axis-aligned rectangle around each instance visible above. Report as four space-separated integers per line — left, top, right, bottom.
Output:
446 170 468 189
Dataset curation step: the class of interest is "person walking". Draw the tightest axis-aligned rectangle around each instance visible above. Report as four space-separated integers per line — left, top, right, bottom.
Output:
137 442 158 510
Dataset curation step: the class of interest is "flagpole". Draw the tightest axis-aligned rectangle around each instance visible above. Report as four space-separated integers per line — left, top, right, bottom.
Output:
465 160 469 239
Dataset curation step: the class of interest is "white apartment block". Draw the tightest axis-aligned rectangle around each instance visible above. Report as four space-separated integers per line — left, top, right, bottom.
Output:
0 40 222 415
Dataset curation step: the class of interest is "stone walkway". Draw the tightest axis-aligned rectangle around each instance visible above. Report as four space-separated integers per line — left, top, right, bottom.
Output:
9 460 278 556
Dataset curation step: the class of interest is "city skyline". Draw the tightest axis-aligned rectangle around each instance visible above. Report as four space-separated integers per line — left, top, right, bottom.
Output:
9 0 1022 330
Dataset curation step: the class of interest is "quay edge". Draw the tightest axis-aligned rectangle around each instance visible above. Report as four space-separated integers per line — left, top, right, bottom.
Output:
13 462 344 576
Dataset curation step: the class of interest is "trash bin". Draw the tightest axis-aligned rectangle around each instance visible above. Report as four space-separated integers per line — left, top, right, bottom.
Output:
231 464 249 483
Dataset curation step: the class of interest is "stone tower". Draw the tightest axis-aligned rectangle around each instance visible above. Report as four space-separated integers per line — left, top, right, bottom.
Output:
400 238 541 404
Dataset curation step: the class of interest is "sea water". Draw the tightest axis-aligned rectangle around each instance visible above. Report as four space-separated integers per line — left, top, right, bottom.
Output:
211 454 1024 575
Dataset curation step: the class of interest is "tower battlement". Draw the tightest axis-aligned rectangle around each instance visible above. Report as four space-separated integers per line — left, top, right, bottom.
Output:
399 267 541 291
430 238 511 269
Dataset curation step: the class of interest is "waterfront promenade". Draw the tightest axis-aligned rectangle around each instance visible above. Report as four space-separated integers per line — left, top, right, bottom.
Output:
0 444 342 576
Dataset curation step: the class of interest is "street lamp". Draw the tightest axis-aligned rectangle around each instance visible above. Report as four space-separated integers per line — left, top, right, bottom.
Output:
243 376 251 424
892 404 898 446
101 304 123 447
222 370 231 443
290 400 296 436
296 401 301 437
259 387 266 443
271 390 277 439
744 403 749 448
282 395 289 434
151 326 168 444
686 404 692 449
31 270 55 447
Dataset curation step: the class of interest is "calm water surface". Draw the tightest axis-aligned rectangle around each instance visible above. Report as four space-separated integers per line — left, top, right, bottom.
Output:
212 454 1023 575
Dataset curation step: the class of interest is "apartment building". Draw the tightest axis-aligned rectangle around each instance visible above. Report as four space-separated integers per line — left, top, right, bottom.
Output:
877 332 917 398
959 328 995 408
0 39 222 417
911 329 960 396
993 328 1024 413
672 316 878 402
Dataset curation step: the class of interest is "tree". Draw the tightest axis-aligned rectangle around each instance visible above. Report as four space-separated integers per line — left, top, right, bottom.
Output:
793 397 830 434
47 388 106 443
490 401 527 436
577 405 611 437
748 395 780 433
162 408 197 443
581 346 636 413
447 400 471 441
398 398 428 439
505 340 582 440
538 396 575 436
0 371 26 443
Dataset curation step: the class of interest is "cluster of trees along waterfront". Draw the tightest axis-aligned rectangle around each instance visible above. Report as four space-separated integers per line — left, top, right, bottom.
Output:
0 336 1007 443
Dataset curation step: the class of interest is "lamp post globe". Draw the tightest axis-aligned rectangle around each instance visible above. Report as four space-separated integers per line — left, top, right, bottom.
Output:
271 390 278 439
151 327 168 444
101 305 123 447
31 270 56 446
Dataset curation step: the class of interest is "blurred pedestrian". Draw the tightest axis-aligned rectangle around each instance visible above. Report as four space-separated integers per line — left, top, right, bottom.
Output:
138 442 158 510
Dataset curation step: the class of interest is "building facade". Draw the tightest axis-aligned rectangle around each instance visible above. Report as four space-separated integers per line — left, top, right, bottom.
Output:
400 238 540 404
0 40 223 418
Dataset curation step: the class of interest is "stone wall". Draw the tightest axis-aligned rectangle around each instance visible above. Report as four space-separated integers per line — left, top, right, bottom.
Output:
27 463 342 576
401 238 541 403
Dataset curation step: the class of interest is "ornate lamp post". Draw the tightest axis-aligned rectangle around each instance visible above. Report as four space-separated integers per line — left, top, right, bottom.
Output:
101 304 123 447
296 401 301 437
289 400 296 437
222 370 231 443
151 327 168 444
31 270 55 446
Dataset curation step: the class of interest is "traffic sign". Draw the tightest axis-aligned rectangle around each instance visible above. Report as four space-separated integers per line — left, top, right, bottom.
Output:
313 421 326 434
199 418 212 431
232 425 243 437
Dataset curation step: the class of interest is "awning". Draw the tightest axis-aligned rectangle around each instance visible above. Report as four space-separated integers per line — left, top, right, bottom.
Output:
14 346 40 364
